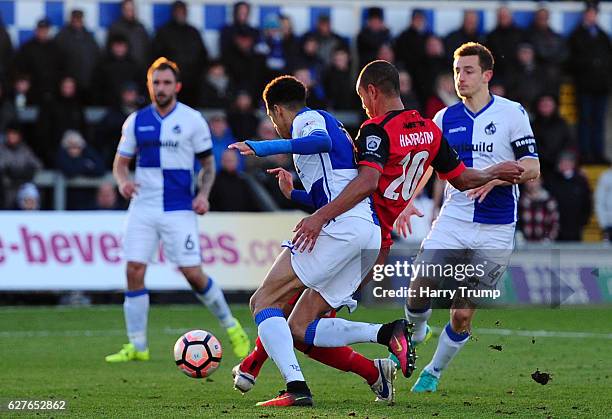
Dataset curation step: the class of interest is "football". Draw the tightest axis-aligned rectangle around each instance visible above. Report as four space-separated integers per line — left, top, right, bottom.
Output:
173 330 222 378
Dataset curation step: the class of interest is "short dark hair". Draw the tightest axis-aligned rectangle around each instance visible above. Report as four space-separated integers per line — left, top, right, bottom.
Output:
453 42 495 72
262 75 306 110
357 60 400 96
147 57 181 82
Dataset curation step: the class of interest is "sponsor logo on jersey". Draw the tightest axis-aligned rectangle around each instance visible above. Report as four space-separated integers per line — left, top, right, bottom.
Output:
137 125 156 132
172 124 181 134
456 141 494 153
366 135 382 151
485 121 496 135
448 126 467 134
399 131 434 147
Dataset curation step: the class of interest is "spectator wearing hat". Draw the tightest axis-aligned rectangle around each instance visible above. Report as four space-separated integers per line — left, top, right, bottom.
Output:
108 0 151 68
152 1 208 106
16 183 40 211
95 83 141 168
595 164 612 242
568 4 612 164
394 10 430 79
357 7 391 68
255 13 290 77
13 18 64 104
93 34 143 106
220 2 259 61
444 10 483 61
55 9 101 98
0 123 43 209
303 14 347 66
545 151 592 241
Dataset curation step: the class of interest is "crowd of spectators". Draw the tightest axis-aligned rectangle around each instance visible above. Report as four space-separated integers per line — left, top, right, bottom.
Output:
0 0 611 242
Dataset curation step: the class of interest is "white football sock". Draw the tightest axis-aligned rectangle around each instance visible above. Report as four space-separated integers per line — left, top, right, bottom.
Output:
424 322 469 378
124 289 149 352
306 318 381 347
194 278 236 329
256 308 305 383
405 303 432 343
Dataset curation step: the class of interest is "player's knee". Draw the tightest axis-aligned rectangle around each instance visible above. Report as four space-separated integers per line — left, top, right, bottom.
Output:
451 309 472 330
126 263 146 288
287 315 307 342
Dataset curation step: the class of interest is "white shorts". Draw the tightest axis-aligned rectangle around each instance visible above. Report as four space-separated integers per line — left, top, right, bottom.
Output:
289 216 381 312
123 208 202 267
418 215 515 291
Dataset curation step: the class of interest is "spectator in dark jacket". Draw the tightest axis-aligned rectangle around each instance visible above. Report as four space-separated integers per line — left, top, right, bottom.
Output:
413 35 449 103
322 47 355 111
208 112 244 173
486 6 524 78
220 1 259 61
532 95 574 178
399 70 421 112
94 182 121 210
394 10 429 79
295 35 324 84
94 83 141 168
294 67 327 110
36 76 87 167
506 43 547 113
222 27 267 100
108 0 151 68
10 74 34 110
55 9 101 97
199 61 234 109
519 177 559 242
279 15 300 71
227 91 259 140
152 1 208 106
93 34 143 106
568 4 612 164
0 83 16 136
0 16 13 85
303 14 347 66
444 10 483 61
210 149 259 212
56 130 105 210
525 7 567 90
546 151 592 241
0 123 43 209
357 7 391 68
13 19 64 104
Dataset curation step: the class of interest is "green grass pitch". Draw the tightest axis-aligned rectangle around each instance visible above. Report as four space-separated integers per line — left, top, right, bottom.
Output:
1 305 611 418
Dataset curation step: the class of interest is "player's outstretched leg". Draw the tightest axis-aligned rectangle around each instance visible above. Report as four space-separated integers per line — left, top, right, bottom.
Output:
106 262 150 362
183 267 250 358
412 309 472 393
234 335 395 402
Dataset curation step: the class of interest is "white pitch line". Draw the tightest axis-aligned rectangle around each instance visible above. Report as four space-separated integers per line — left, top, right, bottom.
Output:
0 327 611 340
0 327 256 339
430 327 612 340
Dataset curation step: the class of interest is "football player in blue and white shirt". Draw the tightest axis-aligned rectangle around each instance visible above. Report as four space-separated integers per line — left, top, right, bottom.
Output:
105 57 250 363
230 76 412 407
404 43 540 393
